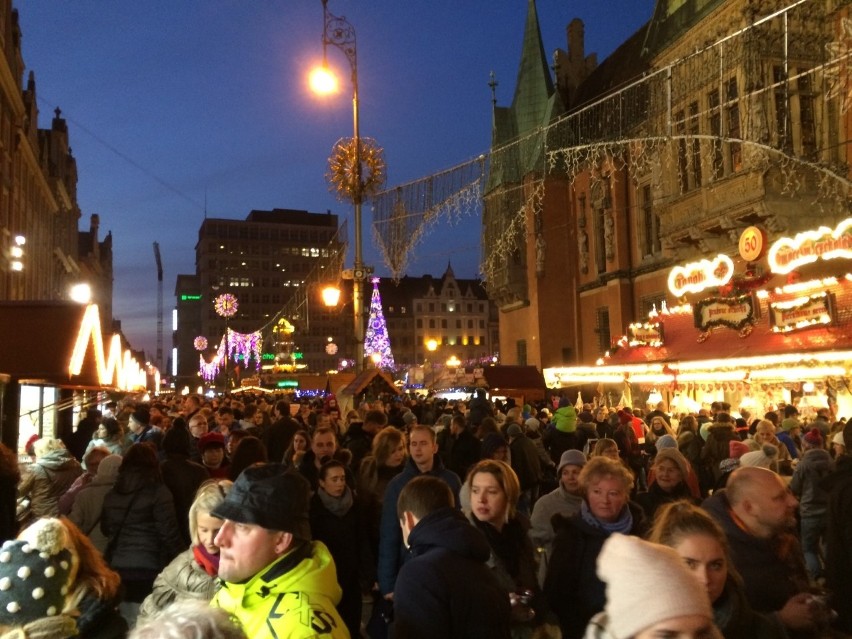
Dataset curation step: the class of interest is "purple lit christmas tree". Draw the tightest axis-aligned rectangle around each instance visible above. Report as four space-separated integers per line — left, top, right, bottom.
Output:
364 277 395 370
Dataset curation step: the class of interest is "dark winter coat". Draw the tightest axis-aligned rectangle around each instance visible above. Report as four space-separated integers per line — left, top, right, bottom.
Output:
789 447 833 519
467 391 492 427
76 591 129 639
264 415 300 464
310 489 372 638
509 433 542 492
542 427 579 466
443 428 482 479
0 471 18 542
702 489 809 614
392 507 511 639
544 502 647 639
635 480 697 522
342 422 373 473
160 455 209 546
823 454 852 632
701 424 739 482
377 456 461 594
713 576 786 639
358 460 403 562
101 468 184 575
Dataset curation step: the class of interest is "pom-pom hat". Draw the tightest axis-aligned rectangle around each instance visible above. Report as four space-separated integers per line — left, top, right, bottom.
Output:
0 519 76 625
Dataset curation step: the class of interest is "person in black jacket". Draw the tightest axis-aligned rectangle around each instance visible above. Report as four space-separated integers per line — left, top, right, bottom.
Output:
160 422 210 546
0 443 19 542
263 399 300 464
394 475 511 639
101 443 183 627
343 409 387 473
310 459 372 638
441 414 482 479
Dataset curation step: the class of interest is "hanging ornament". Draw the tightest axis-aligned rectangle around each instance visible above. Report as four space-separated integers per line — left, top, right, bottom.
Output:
193 336 208 351
214 293 239 318
327 137 387 204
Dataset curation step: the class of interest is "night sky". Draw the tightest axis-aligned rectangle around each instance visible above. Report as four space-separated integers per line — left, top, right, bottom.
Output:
18 0 654 359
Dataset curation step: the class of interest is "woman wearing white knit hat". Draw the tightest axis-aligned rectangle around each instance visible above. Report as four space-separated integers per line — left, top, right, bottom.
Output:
585 533 722 639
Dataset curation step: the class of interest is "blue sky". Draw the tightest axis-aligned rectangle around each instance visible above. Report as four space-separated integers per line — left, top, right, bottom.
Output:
18 0 654 358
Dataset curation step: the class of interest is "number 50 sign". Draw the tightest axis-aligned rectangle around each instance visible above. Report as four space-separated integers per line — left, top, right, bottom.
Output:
738 226 767 262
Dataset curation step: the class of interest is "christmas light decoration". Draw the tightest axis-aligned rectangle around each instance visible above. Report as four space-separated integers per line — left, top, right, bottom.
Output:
214 293 239 318
363 277 395 369
825 17 852 114
193 336 208 351
327 137 386 204
226 329 263 370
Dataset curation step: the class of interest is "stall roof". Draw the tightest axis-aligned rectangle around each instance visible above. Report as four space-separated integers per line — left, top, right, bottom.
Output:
607 281 852 366
0 302 102 388
481 366 546 391
340 369 401 396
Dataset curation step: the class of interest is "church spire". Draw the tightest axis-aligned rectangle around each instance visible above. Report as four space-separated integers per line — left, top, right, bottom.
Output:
512 0 554 136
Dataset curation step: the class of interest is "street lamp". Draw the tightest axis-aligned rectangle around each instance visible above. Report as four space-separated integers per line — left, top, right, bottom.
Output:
313 0 367 373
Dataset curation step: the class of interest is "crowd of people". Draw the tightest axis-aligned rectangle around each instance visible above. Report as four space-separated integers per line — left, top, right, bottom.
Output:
0 389 850 638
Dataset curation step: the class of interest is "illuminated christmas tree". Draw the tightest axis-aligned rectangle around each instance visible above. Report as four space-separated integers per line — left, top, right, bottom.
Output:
364 277 395 370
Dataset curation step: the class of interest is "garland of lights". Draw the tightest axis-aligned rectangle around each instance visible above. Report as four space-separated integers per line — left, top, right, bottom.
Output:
193 336 208 351
327 137 387 204
368 0 850 284
214 294 239 318
227 328 263 370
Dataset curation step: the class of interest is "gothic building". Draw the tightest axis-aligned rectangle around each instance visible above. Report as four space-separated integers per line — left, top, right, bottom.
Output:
485 0 851 369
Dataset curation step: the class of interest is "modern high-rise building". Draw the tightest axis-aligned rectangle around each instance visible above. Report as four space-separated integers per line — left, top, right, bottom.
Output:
173 208 347 387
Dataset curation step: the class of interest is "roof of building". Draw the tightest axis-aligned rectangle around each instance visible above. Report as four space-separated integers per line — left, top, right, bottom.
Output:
199 209 339 229
0 302 102 387
340 368 401 397
641 0 727 59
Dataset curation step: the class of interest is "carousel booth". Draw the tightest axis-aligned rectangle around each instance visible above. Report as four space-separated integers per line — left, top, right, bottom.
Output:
0 302 154 453
545 219 852 420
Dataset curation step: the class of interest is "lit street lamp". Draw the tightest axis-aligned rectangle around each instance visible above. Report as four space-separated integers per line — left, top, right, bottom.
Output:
313 0 368 373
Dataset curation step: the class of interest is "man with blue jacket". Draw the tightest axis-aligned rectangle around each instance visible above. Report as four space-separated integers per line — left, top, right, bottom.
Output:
377 424 461 599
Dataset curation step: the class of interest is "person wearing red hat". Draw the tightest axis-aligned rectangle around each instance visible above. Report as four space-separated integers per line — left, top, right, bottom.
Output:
198 432 230 479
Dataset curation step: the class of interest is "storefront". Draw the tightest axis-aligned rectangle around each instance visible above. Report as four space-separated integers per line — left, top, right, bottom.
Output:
544 218 852 420
0 302 154 452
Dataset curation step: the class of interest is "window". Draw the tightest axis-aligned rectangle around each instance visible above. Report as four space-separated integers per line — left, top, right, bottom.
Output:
639 294 666 318
689 101 701 187
797 71 816 159
726 78 742 171
478 303 484 312
429 319 435 329
517 340 527 366
456 319 462 329
467 319 473 329
479 319 485 328
708 88 723 179
441 303 447 312
641 185 660 257
595 307 611 356
401 306 407 314
428 303 435 313
441 319 447 329
416 319 422 328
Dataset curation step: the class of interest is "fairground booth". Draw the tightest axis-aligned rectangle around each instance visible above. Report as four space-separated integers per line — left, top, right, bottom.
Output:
0 302 156 452
545 219 852 420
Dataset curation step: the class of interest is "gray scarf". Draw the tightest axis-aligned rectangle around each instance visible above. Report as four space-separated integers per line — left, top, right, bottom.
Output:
318 485 353 517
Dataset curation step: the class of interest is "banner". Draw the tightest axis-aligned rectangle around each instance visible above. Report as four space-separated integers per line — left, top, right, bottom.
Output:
770 293 835 333
693 295 756 331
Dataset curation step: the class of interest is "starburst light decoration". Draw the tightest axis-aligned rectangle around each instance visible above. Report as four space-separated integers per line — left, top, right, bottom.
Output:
193 336 208 351
214 293 238 318
327 137 386 204
363 277 395 370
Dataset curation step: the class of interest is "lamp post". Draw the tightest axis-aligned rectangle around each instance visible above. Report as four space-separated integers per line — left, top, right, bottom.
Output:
313 0 367 373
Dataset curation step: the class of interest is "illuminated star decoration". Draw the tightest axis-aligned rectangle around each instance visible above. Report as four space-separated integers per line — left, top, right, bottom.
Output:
327 137 387 204
214 293 239 318
825 17 852 114
193 336 208 351
363 277 395 370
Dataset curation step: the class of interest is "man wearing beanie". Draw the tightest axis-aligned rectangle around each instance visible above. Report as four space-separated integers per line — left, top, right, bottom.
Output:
790 428 833 581
211 464 348 638
530 449 586 556
586 533 720 639
703 467 818 634
128 406 163 450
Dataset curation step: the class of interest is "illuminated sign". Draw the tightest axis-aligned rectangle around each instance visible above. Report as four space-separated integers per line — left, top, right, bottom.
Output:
667 254 735 297
628 322 664 347
292 352 304 360
69 305 149 390
180 294 202 301
276 380 299 388
261 353 276 360
770 293 835 333
738 226 767 262
693 295 756 332
768 217 852 274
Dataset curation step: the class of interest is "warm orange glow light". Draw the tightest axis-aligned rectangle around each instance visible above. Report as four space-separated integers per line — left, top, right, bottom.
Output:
309 65 338 95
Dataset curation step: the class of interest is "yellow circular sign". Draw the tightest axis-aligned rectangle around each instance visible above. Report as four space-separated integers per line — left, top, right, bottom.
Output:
738 226 766 262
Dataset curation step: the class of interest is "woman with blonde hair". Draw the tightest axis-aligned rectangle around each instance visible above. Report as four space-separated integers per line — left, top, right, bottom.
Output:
138 479 233 621
358 427 406 559
647 501 784 638
545 456 646 639
465 459 552 638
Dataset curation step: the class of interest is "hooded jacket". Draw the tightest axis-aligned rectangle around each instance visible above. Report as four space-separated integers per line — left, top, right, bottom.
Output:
18 448 82 517
137 547 218 622
377 455 461 594
69 455 122 553
394 507 511 639
212 541 348 639
789 447 833 518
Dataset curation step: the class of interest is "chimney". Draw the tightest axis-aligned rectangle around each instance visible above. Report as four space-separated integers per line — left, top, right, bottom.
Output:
568 19 585 64
90 214 100 260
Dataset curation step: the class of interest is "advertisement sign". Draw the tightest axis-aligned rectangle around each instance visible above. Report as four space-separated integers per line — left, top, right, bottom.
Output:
693 295 756 331
668 254 735 297
770 293 835 333
738 226 767 262
768 217 852 274
628 322 664 347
